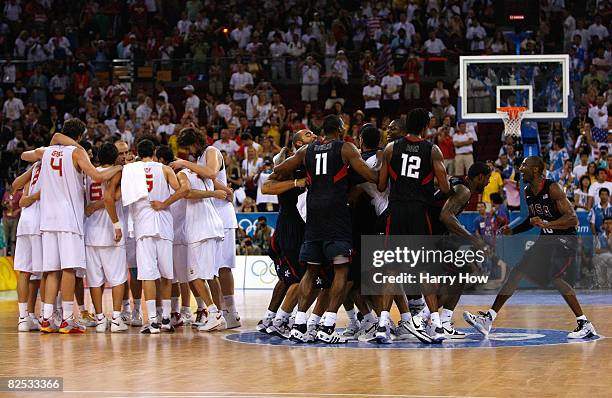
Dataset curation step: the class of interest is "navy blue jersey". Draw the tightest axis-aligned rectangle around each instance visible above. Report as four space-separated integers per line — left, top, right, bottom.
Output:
388 137 434 204
304 138 351 241
430 177 470 235
525 179 576 236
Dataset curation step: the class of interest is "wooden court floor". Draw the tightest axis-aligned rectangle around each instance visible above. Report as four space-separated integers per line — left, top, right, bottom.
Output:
0 290 611 398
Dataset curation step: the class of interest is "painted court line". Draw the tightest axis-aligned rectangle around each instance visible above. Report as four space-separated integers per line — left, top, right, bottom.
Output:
63 391 495 398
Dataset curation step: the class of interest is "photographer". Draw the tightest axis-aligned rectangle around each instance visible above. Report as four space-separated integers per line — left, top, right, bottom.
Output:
255 158 279 212
253 216 272 254
2 180 21 256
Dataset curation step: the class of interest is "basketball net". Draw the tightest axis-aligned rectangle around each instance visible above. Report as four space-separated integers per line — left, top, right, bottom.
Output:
497 106 528 138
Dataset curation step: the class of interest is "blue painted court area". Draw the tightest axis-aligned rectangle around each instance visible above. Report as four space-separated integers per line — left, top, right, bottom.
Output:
225 328 602 349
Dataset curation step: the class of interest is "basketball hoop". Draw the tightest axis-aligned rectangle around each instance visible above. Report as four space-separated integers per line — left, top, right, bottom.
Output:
497 106 528 137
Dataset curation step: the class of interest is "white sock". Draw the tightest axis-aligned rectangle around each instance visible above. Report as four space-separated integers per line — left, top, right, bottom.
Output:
18 302 28 318
430 312 441 328
29 312 36 318
162 299 171 318
264 309 276 319
133 299 142 312
306 313 320 327
295 311 308 325
207 304 218 313
180 306 191 313
196 297 205 311
409 297 425 306
78 304 86 312
43 303 54 319
440 308 453 324
346 309 357 323
112 311 121 319
323 312 337 327
62 301 74 320
577 314 587 321
156 306 162 316
419 306 431 320
96 313 105 321
488 309 497 321
363 312 377 323
379 311 390 327
275 309 290 321
122 299 131 312
146 300 157 322
223 295 236 314
171 297 180 313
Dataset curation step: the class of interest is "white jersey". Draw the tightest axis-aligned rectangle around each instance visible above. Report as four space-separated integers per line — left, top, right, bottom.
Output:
130 161 173 241
16 161 42 236
360 154 389 216
199 146 237 229
180 169 224 243
169 185 187 245
84 166 125 246
39 146 85 235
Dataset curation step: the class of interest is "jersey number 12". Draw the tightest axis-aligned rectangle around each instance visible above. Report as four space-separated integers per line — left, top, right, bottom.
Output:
315 153 328 175
400 154 420 178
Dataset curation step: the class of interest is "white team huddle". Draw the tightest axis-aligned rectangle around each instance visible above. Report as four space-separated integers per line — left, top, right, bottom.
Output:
13 119 241 334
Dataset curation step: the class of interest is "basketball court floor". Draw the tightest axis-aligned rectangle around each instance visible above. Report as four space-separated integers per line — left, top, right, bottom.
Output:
0 290 610 398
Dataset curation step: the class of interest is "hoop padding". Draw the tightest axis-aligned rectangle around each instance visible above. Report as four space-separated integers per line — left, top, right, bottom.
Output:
497 106 528 137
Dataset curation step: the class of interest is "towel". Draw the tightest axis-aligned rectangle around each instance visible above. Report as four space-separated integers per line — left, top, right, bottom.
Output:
121 161 148 206
296 190 307 223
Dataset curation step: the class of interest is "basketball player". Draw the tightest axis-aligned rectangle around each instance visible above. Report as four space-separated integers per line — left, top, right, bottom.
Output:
170 131 239 328
166 128 229 331
129 139 185 334
84 143 128 332
115 140 143 327
376 108 450 343
21 119 122 333
425 162 491 339
256 129 314 336
464 156 598 339
275 114 378 343
12 162 42 331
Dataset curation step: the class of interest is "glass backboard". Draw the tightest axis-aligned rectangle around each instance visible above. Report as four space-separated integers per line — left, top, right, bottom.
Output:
459 54 570 120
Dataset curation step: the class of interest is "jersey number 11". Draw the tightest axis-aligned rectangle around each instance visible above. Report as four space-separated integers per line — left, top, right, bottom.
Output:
315 153 328 175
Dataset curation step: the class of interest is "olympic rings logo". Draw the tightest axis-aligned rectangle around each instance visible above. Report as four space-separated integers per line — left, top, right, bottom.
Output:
238 218 258 236
250 258 277 285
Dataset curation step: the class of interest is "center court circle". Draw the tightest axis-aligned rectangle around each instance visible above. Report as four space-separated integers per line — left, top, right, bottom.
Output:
224 328 602 349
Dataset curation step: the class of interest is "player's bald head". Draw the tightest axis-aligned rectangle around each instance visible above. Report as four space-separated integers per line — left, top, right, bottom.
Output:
293 129 315 148
524 156 545 173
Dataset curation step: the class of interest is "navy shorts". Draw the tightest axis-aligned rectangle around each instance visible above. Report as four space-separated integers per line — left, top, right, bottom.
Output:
299 240 352 265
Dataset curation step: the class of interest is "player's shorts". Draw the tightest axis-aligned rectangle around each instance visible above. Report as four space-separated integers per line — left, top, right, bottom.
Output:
187 239 218 281
515 237 576 286
29 273 41 281
386 201 432 235
172 243 188 284
76 268 86 278
270 232 305 285
14 234 42 274
136 237 173 281
85 245 128 287
42 231 86 271
215 228 236 271
299 240 352 265
126 237 137 269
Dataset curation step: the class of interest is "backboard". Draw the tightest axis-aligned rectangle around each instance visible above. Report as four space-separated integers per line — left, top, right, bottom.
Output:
459 54 570 121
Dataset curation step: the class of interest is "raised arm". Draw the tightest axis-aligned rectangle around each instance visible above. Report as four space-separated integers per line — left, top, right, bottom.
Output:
274 144 307 179
432 144 450 194
342 142 378 183
21 147 45 162
170 148 220 180
74 148 122 183
50 132 83 149
377 143 392 192
11 167 33 192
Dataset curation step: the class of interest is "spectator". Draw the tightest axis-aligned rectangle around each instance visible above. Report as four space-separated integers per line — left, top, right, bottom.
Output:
253 216 273 253
549 137 570 171
255 159 279 212
423 31 446 75
183 85 200 116
269 33 288 81
593 216 612 288
214 129 240 157
440 97 456 122
1 181 21 256
482 162 503 210
229 63 254 110
403 53 420 100
452 122 475 176
466 19 486 52
362 75 381 122
575 175 593 212
28 66 48 111
435 123 455 175
2 89 23 122
589 168 612 208
574 150 591 178
590 188 612 235
240 196 258 213
430 79 449 120
300 55 320 103
589 95 608 129
381 65 402 119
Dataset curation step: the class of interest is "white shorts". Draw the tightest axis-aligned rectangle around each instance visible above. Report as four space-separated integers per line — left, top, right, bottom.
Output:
172 244 189 284
42 231 86 272
188 239 218 282
86 245 128 287
136 237 173 281
30 273 42 281
14 234 43 274
126 238 137 268
215 228 236 271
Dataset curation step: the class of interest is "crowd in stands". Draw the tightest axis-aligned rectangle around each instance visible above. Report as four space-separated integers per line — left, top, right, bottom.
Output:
0 0 610 279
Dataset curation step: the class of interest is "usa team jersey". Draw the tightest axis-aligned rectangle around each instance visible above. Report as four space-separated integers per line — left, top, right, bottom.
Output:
130 161 173 241
304 138 351 241
84 166 125 246
180 168 224 243
199 147 237 229
429 176 470 235
388 137 434 204
16 162 42 237
39 146 85 235
526 179 577 236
